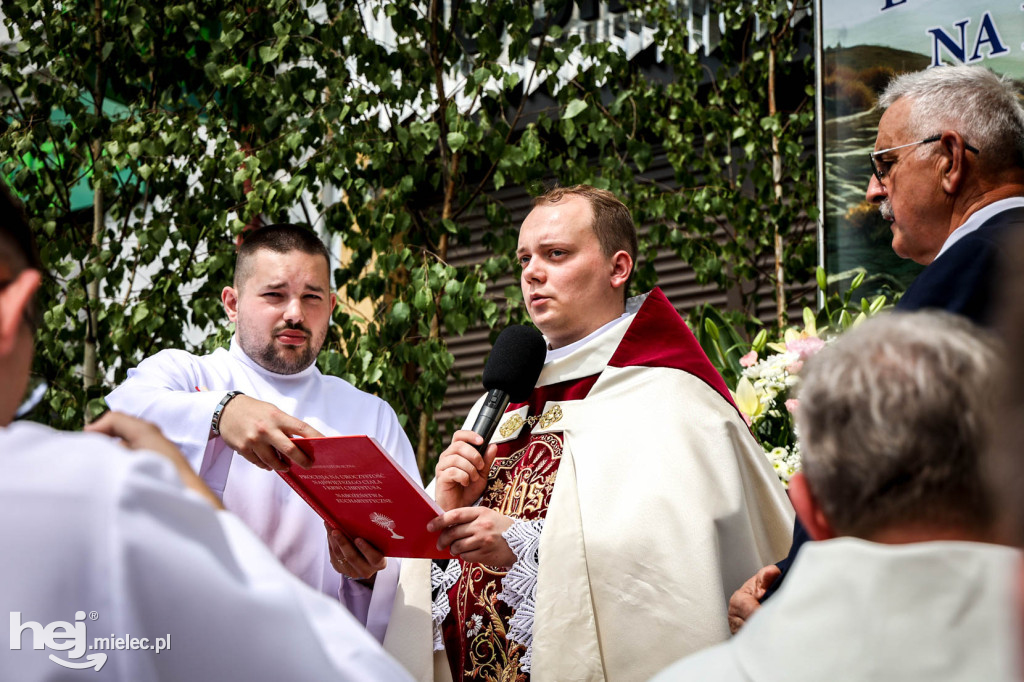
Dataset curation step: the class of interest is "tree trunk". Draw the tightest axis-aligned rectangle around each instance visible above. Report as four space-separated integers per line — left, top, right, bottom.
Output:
83 0 105 396
768 45 786 330
415 161 457 474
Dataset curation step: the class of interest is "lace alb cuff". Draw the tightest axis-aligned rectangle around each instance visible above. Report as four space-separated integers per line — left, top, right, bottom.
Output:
430 559 462 652
498 518 544 673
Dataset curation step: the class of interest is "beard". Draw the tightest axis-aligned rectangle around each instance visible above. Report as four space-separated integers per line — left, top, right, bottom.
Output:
238 320 326 375
879 198 894 221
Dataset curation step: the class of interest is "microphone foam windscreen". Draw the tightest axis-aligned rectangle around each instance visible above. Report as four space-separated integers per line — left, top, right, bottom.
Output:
482 325 547 402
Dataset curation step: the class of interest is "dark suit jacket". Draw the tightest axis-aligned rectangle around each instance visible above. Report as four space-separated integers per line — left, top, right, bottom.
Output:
895 205 1024 323
762 204 1024 602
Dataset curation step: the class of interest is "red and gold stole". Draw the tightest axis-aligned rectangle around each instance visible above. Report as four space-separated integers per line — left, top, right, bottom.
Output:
441 374 598 682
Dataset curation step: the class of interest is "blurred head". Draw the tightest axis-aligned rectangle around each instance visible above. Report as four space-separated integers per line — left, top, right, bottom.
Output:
517 185 635 349
865 65 1024 265
990 232 1024 548
222 224 336 374
0 181 43 426
791 312 999 542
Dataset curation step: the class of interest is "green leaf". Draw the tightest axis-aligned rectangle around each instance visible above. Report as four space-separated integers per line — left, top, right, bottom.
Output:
131 302 149 325
390 301 410 324
446 132 466 151
564 99 588 119
259 46 279 63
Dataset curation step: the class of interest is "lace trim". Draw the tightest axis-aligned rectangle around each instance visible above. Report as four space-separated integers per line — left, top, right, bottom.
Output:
498 519 544 673
430 559 462 652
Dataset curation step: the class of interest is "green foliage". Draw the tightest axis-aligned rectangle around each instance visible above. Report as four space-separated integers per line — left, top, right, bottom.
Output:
631 0 818 314
697 267 888 388
3 0 330 425
693 305 752 389
3 0 819 480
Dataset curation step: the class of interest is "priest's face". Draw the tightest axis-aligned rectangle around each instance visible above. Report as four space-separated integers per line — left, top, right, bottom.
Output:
222 249 336 375
518 196 630 349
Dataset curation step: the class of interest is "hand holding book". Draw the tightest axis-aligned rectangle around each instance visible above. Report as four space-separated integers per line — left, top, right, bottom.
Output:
326 525 387 585
279 435 449 559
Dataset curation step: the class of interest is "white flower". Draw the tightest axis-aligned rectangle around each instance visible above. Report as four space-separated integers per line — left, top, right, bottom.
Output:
465 614 483 638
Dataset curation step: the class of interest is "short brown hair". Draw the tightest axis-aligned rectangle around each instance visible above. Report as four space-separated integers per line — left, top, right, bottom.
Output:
234 223 331 289
533 185 638 298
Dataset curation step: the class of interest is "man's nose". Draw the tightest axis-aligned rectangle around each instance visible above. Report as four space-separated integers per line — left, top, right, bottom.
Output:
521 257 544 283
284 296 304 323
866 173 886 204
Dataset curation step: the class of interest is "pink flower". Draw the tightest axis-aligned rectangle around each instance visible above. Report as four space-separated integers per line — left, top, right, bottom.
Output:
786 360 804 374
739 350 758 367
785 399 799 414
786 336 825 360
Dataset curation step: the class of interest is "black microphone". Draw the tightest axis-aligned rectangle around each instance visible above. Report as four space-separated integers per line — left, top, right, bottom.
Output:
469 325 547 454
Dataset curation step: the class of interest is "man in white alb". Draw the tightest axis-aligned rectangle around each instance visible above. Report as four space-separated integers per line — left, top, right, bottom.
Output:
0 183 410 680
107 224 418 640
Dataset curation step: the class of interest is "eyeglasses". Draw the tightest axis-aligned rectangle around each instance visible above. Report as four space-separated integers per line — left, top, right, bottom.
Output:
0 277 41 333
869 135 980 182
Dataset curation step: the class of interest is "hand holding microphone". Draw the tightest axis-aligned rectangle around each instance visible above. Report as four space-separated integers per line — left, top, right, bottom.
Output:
434 325 546 512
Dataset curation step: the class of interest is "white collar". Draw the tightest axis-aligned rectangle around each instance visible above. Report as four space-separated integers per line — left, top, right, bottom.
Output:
934 196 1024 261
544 312 631 363
543 293 643 363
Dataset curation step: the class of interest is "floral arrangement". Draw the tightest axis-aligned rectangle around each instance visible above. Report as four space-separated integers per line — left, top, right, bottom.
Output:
694 270 887 486
733 319 825 485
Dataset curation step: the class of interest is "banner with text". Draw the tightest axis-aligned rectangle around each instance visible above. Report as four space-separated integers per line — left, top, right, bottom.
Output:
818 0 1024 297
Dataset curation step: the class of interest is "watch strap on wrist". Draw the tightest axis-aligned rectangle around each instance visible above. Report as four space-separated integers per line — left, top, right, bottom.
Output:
211 390 243 436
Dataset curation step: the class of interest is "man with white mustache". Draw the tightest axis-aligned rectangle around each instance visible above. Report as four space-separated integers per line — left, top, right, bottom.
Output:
867 64 1024 324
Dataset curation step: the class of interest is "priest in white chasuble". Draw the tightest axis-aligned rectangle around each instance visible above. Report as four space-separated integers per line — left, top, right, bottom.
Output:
383 186 794 682
107 224 419 642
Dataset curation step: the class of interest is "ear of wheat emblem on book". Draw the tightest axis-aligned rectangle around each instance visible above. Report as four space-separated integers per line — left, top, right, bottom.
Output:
370 512 404 539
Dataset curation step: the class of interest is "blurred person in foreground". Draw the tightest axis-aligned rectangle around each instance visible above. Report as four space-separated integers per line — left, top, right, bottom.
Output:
988 231 1024 659
656 311 1020 681
732 63 1024 628
0 183 409 680
384 185 794 682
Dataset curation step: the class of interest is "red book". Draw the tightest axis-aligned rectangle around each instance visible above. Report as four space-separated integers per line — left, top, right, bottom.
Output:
280 436 448 559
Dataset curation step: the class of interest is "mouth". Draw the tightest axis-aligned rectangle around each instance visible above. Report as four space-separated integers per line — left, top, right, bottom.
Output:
275 330 309 346
529 294 550 307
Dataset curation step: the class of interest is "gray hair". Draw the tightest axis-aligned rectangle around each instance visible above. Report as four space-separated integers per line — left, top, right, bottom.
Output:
795 312 1000 538
878 65 1024 170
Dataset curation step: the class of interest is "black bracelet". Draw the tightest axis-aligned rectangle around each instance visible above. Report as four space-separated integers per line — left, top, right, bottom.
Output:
211 390 243 436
